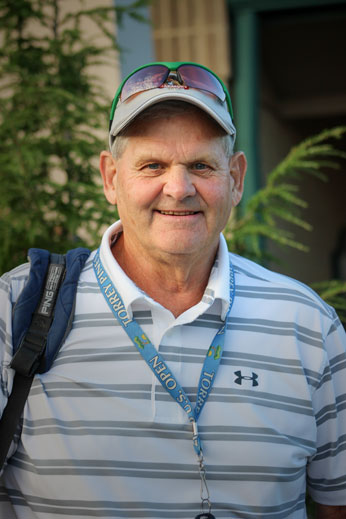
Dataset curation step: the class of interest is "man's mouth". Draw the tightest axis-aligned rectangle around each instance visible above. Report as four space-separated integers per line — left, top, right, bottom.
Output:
157 210 199 216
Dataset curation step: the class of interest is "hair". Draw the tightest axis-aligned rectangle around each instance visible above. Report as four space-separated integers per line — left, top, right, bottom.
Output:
111 100 235 159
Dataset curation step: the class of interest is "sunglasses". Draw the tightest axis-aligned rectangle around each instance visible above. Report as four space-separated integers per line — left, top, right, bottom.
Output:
109 61 233 129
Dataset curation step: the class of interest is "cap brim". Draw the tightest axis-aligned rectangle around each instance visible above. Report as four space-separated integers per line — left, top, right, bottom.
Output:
109 86 236 149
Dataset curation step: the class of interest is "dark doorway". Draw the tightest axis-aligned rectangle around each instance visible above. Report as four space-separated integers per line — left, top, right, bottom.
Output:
259 4 346 284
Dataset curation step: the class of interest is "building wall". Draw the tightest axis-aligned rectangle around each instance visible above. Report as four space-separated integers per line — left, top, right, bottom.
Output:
151 0 231 85
69 0 120 99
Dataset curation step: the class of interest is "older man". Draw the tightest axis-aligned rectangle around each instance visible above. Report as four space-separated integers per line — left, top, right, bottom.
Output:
1 62 345 519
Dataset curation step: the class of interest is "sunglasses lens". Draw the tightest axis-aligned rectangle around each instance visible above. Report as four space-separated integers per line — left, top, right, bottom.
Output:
179 65 226 102
120 65 169 102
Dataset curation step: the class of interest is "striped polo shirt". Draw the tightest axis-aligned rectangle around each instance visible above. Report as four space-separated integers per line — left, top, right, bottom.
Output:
0 220 345 518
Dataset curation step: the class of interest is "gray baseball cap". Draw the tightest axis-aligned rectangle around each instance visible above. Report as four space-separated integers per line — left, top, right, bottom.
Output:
108 62 236 150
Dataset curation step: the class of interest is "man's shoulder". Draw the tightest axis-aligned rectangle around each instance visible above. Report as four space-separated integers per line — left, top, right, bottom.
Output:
228 252 335 320
1 262 31 303
229 250 320 295
1 249 96 304
3 262 31 280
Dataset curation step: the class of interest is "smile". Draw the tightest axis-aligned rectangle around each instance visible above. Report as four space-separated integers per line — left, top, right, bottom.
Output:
158 210 199 215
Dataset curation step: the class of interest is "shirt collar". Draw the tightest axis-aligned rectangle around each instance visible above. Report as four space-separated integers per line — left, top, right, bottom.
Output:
99 220 231 320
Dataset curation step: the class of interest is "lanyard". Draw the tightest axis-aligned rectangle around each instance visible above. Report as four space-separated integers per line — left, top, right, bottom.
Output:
93 250 235 517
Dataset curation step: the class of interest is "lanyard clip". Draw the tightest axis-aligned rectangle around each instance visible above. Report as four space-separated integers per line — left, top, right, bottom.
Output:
192 419 198 441
191 419 202 457
190 420 214 518
198 455 212 517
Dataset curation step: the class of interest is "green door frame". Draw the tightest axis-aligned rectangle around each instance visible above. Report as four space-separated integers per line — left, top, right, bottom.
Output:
232 8 259 208
228 0 346 210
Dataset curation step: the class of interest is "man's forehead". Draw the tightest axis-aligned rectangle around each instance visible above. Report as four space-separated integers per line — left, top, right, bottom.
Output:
122 124 229 166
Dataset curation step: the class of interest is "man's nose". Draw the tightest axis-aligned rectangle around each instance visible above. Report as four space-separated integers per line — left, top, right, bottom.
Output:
162 167 196 200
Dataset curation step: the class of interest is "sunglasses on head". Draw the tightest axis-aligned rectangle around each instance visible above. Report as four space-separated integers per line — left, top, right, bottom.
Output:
109 61 234 128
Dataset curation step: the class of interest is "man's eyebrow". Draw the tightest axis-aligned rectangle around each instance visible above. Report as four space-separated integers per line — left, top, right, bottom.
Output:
187 154 223 166
132 151 223 167
188 155 214 162
133 154 162 166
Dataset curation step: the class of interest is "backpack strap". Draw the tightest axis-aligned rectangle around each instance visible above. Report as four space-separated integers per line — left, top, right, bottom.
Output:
11 251 66 376
0 373 36 471
11 247 90 373
37 247 91 373
11 248 51 357
0 247 90 471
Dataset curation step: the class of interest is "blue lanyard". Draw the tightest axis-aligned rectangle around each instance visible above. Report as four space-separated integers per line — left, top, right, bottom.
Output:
93 250 235 458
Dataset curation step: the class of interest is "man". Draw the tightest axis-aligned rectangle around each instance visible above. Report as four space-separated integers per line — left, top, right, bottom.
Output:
0 61 345 519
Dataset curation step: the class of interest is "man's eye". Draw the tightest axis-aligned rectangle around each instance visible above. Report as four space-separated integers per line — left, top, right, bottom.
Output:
192 162 209 170
147 163 161 170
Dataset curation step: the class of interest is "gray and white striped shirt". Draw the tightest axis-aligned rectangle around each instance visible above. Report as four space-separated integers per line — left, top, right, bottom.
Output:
1 221 345 518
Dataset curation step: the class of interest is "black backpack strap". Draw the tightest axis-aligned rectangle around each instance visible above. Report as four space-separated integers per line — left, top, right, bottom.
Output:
38 247 90 373
0 247 90 471
0 252 66 470
0 373 36 471
11 253 66 376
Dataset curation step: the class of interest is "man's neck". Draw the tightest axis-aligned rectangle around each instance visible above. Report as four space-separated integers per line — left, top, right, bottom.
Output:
112 235 217 318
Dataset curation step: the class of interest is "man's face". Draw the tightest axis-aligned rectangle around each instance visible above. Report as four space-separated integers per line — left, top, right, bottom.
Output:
101 110 246 266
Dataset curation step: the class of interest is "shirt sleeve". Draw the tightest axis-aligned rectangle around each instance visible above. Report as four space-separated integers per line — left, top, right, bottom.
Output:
0 264 30 416
307 310 346 506
0 272 15 417
0 264 30 471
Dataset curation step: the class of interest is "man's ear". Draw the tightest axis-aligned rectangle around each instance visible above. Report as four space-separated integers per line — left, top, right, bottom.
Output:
230 151 247 207
99 151 118 205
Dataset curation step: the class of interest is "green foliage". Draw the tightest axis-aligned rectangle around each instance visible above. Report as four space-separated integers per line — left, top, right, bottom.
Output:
311 280 346 326
0 0 148 273
0 0 344 321
224 126 346 319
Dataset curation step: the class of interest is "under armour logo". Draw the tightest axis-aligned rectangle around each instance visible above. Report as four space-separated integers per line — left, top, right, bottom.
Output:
234 370 259 387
